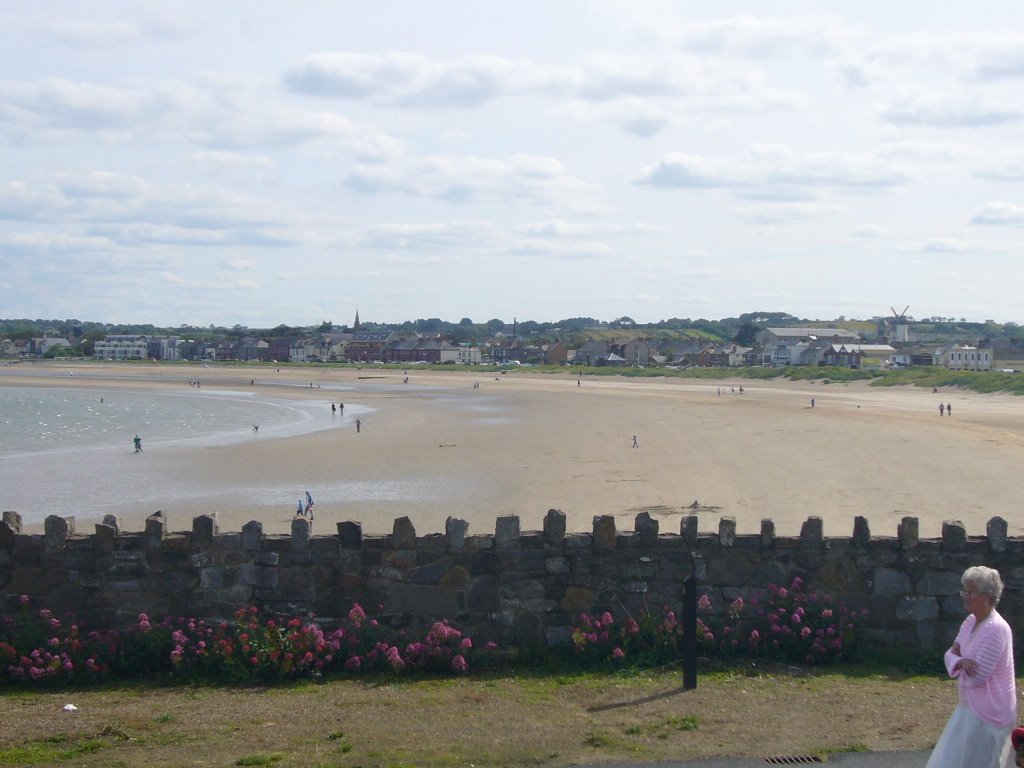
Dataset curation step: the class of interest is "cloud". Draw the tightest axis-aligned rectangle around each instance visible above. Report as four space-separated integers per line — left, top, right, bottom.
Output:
633 153 746 188
635 147 908 193
0 170 315 248
732 201 848 225
284 51 546 108
345 153 607 213
670 14 854 58
850 225 885 238
970 201 1024 225
0 76 392 153
880 94 1023 128
508 240 613 260
763 150 909 189
224 258 257 270
515 219 659 238
358 220 495 250
920 237 1008 253
973 151 1024 182
0 10 195 47
970 42 1024 80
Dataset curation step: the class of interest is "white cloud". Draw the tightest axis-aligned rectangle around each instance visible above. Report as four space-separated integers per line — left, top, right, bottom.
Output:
733 201 848 225
346 153 607 213
850 225 885 238
0 10 196 47
633 153 746 188
508 240 613 259
970 201 1024 225
880 94 1023 128
973 151 1024 182
358 220 495 250
920 237 1008 253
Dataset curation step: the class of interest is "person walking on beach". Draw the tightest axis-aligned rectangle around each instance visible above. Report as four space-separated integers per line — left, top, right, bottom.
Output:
947 402 953 416
356 418 361 433
331 402 336 414
133 435 142 453
940 402 945 416
811 397 815 408
296 498 304 517
305 491 314 520
632 435 638 448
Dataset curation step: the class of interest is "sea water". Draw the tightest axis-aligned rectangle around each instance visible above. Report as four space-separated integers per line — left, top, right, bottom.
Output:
0 386 319 457
0 386 366 524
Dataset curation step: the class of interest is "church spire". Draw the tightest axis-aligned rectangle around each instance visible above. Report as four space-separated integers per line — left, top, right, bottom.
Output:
353 307 361 331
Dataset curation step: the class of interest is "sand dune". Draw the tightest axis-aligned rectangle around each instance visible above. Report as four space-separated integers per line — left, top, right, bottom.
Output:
2 361 1022 540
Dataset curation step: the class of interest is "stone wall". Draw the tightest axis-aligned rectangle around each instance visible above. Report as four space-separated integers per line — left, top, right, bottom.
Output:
1 509 1021 654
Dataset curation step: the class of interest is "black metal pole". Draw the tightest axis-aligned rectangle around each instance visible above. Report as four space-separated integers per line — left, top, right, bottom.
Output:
683 575 697 690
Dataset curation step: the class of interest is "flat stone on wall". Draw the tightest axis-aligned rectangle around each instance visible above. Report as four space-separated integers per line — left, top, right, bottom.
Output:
635 512 658 547
543 509 566 544
446 517 469 549
338 521 362 549
942 520 967 551
898 517 919 550
495 516 520 549
243 521 263 550
987 517 1008 553
853 516 870 547
193 514 219 546
719 517 736 547
393 517 416 549
681 515 698 548
593 515 616 553
44 515 75 549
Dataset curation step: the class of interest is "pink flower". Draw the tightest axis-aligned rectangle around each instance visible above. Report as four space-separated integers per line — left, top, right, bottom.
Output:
790 613 801 624
19 595 29 604
460 637 472 650
612 647 624 659
450 655 468 673
698 594 711 610
601 612 613 625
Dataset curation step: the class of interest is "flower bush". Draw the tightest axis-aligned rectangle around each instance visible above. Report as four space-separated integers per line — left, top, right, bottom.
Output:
702 577 865 663
0 598 482 686
570 578 865 667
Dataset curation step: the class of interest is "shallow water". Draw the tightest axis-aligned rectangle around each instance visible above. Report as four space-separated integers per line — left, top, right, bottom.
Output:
0 386 372 524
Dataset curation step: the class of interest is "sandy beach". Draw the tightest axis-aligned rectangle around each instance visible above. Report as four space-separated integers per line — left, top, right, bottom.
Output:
2 361 1023 540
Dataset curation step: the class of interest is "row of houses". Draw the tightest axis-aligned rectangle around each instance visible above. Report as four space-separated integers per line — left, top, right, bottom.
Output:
0 327 1005 371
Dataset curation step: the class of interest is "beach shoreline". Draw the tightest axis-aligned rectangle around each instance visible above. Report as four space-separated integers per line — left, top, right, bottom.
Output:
2 361 1022 540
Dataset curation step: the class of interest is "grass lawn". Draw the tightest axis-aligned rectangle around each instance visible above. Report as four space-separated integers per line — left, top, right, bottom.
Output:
0 663 971 767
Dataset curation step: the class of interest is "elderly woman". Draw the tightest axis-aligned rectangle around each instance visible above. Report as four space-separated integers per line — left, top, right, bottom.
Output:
927 566 1017 768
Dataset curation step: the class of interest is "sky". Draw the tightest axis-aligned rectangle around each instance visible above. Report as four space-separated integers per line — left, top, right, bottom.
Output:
3 1 1024 328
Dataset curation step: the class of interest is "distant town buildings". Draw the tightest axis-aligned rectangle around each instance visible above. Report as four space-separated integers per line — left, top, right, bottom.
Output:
1 313 1018 372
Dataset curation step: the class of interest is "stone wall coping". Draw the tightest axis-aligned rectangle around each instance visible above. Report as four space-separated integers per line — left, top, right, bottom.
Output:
4 513 1017 553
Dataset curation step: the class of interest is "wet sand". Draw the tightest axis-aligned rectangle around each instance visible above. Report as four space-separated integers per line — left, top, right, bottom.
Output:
2 361 1023 539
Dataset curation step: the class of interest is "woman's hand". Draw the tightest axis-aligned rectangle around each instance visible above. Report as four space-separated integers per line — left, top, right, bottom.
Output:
954 657 978 676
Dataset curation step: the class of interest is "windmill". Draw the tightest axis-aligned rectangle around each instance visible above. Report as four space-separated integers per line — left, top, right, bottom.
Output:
888 305 910 343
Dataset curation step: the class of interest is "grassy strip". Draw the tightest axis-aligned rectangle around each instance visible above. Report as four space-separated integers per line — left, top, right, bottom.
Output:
0 663 978 767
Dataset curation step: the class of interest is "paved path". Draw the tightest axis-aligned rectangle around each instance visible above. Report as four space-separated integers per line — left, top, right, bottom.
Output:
573 750 930 767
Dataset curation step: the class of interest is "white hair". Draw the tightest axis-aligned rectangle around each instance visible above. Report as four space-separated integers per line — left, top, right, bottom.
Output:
962 566 1004 605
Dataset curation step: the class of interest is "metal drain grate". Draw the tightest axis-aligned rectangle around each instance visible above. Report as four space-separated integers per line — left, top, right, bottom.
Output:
764 757 822 765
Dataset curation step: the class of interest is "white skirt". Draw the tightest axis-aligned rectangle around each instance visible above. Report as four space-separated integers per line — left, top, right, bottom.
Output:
926 704 1013 768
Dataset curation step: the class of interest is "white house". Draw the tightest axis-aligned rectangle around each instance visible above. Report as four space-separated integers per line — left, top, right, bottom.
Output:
934 343 992 371
94 335 148 360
